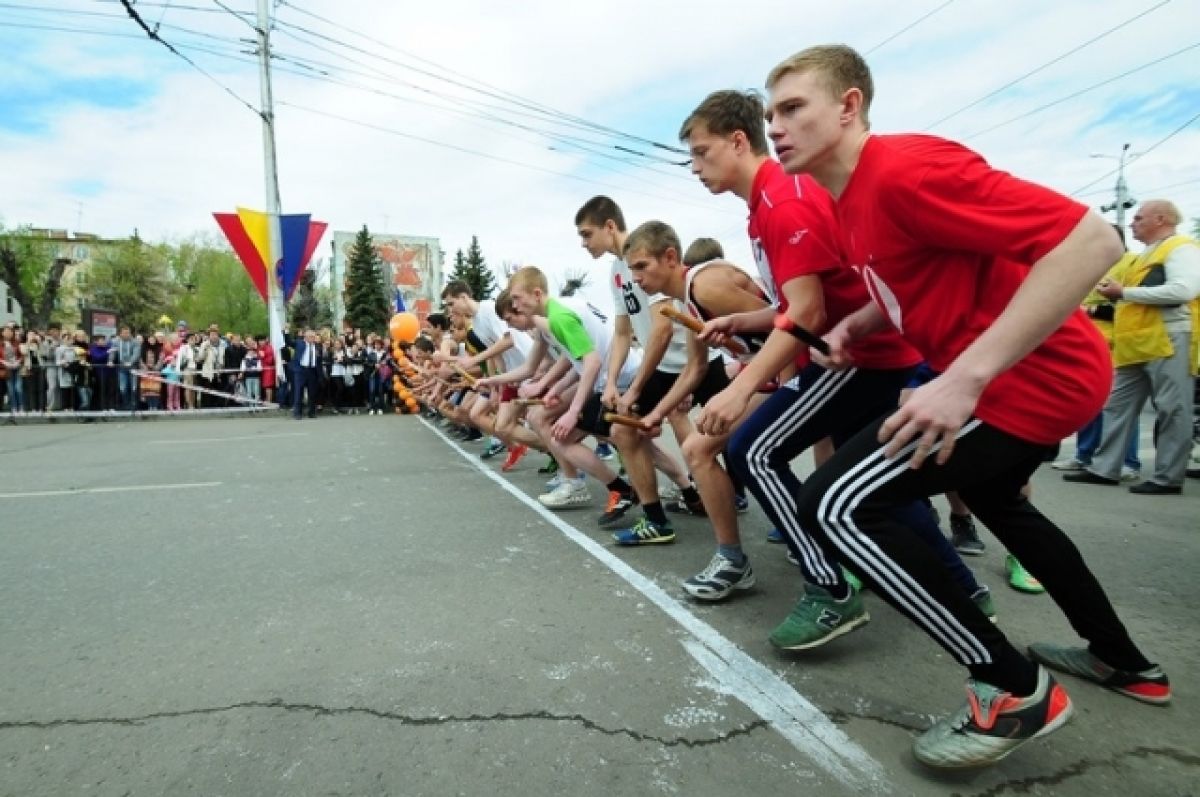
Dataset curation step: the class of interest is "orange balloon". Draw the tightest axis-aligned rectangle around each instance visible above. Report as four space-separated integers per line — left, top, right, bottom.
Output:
389 312 420 344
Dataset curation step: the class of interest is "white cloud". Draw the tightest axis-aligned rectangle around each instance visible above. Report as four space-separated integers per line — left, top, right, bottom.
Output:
2 0 1199 317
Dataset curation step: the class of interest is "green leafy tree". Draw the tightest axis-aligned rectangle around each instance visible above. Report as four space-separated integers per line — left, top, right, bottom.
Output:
289 268 332 330
85 237 178 334
447 235 498 299
0 225 69 329
170 235 268 335
343 225 390 335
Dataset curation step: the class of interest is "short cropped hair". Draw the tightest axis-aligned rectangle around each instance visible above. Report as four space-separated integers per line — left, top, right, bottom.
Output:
440 280 472 300
425 312 449 330
413 336 435 353
678 90 769 156
574 196 626 232
494 288 513 316
683 237 724 266
509 266 548 294
766 44 874 128
624 220 682 259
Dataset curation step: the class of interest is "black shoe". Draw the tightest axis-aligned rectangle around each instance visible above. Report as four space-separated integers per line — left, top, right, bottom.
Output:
1187 467 1200 480
950 513 986 556
1062 471 1119 486
1128 481 1182 495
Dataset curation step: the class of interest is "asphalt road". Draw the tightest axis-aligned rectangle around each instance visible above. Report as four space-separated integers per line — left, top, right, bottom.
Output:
0 412 1196 796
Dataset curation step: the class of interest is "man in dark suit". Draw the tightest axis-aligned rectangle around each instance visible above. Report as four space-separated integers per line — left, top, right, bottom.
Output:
292 329 321 419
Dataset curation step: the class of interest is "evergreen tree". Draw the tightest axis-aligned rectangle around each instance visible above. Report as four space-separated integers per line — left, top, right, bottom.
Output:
289 268 331 330
343 225 391 335
447 235 498 299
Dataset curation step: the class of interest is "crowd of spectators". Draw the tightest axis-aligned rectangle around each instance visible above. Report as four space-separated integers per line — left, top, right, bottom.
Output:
0 320 403 417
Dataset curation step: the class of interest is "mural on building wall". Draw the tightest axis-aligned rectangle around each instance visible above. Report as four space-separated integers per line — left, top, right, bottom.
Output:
334 232 442 323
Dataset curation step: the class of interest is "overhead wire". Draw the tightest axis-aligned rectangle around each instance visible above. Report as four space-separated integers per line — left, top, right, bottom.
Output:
115 0 259 115
270 3 688 156
277 101 717 213
864 0 957 54
927 0 1173 129
962 41 1200 141
1071 109 1200 195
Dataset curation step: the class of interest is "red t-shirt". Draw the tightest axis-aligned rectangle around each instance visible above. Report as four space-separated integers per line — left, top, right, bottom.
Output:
837 134 1111 444
747 159 919 370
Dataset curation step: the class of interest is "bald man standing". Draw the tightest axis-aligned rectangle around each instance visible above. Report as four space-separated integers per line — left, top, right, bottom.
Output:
1065 199 1200 494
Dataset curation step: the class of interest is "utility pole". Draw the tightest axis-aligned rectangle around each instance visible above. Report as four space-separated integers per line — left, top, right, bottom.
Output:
1093 142 1137 229
255 0 287 383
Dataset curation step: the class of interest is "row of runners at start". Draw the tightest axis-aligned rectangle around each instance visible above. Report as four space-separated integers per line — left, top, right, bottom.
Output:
403 44 1172 774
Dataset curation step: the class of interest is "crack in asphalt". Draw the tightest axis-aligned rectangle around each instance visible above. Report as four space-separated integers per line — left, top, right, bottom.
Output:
0 699 770 749
956 746 1200 796
827 707 927 734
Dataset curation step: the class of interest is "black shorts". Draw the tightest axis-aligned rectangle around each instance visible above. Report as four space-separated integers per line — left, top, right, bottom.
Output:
577 391 613 437
634 357 730 414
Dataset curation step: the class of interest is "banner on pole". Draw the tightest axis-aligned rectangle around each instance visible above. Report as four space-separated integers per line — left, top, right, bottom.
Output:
213 209 328 303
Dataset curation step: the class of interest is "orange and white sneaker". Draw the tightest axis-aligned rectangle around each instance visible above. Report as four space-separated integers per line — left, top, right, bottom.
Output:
1027 643 1171 705
914 666 1073 769
596 490 637 527
501 444 529 472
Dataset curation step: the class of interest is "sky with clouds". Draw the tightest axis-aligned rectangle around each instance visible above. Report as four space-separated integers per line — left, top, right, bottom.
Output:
2 0 1199 316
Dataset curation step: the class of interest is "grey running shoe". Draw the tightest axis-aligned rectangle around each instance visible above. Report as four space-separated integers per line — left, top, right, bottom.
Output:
1027 644 1171 705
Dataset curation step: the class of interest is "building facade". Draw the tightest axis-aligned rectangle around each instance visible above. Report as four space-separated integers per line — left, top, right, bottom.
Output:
330 231 443 327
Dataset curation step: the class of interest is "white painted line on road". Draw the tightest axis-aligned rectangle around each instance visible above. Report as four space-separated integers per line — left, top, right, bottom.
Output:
419 417 887 793
0 482 222 500
148 432 309 445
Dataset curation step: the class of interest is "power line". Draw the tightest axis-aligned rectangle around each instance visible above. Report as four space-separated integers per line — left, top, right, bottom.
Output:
865 0 957 54
962 41 1200 140
264 22 690 170
277 101 717 212
271 2 688 155
1072 109 1200 195
927 0 1172 129
209 0 259 33
1075 176 1200 199
115 0 259 115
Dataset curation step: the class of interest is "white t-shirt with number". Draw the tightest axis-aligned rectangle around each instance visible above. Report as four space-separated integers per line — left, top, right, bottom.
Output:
610 258 690 373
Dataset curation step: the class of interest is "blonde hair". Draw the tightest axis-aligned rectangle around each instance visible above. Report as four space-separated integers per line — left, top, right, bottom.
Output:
624 220 682 260
509 266 548 293
766 44 874 128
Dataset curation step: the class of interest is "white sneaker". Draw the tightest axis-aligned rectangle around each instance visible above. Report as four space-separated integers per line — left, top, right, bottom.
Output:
1051 458 1087 471
538 478 591 509
1120 466 1141 482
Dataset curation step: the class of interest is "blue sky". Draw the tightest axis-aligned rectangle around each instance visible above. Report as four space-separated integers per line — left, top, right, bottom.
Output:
2 0 1198 312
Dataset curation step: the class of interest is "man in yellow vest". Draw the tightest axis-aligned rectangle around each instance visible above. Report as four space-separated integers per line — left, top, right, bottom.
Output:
1065 199 1200 494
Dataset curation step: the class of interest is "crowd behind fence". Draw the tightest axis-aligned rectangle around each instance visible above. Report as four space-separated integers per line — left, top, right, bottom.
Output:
1 321 407 418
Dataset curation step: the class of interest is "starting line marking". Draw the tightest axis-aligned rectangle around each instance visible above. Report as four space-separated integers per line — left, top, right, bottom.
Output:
418 417 887 792
0 482 222 500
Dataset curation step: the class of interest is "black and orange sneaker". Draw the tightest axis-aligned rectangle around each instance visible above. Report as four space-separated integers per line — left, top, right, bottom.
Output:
596 490 637 527
1027 643 1171 705
914 666 1073 769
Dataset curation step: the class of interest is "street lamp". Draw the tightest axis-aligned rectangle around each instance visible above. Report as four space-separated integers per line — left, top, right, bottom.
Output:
1090 143 1138 228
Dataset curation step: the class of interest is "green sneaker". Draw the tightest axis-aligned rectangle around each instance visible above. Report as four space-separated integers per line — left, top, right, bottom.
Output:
971 587 997 623
841 566 863 593
611 516 675 546
537 456 559 475
769 585 869 650
1006 555 1045 594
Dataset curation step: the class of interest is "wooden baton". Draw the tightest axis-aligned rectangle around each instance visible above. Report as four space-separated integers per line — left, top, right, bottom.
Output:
660 305 747 356
603 412 651 431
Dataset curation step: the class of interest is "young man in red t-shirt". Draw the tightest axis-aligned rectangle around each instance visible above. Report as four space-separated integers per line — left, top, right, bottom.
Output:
764 44 1168 769
678 91 990 647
